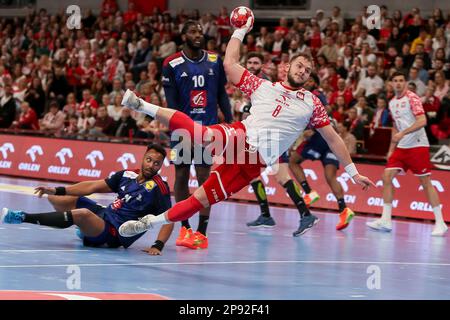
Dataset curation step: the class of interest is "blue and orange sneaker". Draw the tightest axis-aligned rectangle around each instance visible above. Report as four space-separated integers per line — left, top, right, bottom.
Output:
336 208 355 231
0 208 25 224
303 190 320 207
176 226 193 247
182 231 208 249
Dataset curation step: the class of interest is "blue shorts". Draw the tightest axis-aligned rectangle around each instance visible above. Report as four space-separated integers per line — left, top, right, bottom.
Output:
299 143 339 168
278 150 290 164
75 197 121 248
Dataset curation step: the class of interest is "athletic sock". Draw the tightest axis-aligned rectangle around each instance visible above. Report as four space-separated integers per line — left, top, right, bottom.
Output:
251 180 271 218
181 220 191 230
300 180 312 194
337 198 347 212
433 206 445 225
284 180 311 218
23 211 74 228
197 215 209 235
381 203 392 221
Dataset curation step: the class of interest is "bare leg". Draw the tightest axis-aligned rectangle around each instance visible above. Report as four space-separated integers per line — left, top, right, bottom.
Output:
48 195 79 212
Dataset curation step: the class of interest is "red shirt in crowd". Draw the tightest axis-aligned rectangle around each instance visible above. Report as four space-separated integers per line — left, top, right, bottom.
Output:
18 107 40 130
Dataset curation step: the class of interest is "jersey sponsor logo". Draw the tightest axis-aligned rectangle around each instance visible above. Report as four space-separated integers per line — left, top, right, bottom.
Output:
169 56 185 68
208 68 215 76
180 72 188 78
145 180 156 191
207 53 218 63
112 198 124 210
190 90 207 108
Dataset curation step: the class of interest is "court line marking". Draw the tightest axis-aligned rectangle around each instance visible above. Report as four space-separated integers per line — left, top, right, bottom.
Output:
0 250 90 253
0 260 449 268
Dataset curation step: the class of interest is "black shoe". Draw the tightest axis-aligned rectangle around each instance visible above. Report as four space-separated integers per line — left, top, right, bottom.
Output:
293 214 319 237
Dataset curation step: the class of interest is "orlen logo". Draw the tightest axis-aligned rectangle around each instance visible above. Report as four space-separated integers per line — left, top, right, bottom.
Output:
56 148 73 165
18 145 43 172
0 142 14 169
26 145 43 162
304 169 318 181
418 180 444 193
336 172 356 192
78 150 104 178
117 153 136 170
48 148 73 176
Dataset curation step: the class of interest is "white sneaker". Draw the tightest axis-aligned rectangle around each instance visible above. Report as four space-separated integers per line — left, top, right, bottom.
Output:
118 214 155 237
366 219 392 232
431 223 448 237
121 89 142 110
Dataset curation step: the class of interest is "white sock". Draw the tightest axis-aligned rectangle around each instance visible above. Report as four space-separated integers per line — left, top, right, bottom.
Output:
433 206 445 226
381 203 392 221
140 100 160 118
152 212 170 226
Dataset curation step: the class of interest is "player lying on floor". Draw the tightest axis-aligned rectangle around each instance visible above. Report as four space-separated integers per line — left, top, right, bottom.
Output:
0 144 173 254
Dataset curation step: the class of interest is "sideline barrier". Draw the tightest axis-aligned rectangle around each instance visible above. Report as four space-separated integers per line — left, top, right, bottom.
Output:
0 134 448 222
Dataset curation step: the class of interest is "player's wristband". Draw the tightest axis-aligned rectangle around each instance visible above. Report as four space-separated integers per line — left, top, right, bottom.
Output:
54 187 66 196
151 240 164 251
344 163 359 177
231 28 247 42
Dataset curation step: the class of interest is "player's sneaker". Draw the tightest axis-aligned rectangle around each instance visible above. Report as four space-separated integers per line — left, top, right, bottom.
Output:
246 215 276 228
182 231 208 249
293 214 319 237
118 214 155 237
75 227 84 240
336 208 355 230
121 89 142 110
431 223 448 237
304 190 320 207
176 226 193 246
0 208 25 224
366 219 392 232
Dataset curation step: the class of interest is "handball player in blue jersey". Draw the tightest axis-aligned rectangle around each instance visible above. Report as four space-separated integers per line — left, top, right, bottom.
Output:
1 144 173 255
162 20 232 249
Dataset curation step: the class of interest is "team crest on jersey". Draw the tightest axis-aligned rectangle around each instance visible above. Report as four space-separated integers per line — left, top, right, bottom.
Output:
145 180 156 191
190 90 207 108
296 91 305 100
207 53 218 63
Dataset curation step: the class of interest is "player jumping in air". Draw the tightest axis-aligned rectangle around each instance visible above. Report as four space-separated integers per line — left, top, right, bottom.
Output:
118 15 375 238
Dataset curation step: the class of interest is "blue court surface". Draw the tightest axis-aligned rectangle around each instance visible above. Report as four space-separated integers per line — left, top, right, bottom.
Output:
0 176 449 300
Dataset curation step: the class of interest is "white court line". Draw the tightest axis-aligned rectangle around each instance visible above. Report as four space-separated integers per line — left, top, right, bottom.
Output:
0 259 449 268
0 250 90 253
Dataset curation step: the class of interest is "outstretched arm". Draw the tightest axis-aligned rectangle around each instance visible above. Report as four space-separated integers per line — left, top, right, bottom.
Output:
34 180 113 197
223 17 253 85
317 125 375 190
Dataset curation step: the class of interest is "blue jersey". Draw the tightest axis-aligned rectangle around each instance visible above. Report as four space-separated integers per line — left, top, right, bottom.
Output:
103 170 171 230
162 50 232 125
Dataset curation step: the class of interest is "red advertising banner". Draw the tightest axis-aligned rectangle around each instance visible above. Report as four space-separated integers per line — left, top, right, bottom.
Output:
0 134 448 222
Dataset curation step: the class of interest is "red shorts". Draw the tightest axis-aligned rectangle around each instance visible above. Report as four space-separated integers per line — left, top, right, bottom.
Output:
386 147 433 176
202 122 266 205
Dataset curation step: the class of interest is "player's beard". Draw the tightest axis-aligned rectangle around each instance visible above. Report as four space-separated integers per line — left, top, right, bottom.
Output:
186 37 204 51
287 72 307 89
142 166 157 180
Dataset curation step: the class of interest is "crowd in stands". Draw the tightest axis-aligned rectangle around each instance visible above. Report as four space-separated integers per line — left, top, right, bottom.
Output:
0 2 449 153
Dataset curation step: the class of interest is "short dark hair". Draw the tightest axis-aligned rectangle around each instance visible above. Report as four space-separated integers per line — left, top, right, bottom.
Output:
181 20 200 35
247 52 264 63
290 52 314 65
146 143 167 159
390 71 406 81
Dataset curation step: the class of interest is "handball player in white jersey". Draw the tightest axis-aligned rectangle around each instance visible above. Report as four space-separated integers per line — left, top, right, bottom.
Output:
118 15 374 238
367 71 448 236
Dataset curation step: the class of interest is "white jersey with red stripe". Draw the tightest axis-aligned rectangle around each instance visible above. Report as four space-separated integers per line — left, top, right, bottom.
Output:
237 70 330 165
389 90 429 149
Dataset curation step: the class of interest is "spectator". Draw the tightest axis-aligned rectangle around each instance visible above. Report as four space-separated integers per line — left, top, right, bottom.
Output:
107 93 124 121
433 70 450 101
408 67 427 96
0 84 16 128
62 115 79 138
12 101 39 130
277 52 290 81
337 121 357 154
372 96 392 128
317 36 339 64
90 105 115 137
25 77 46 118
355 64 384 98
77 107 96 136
103 49 126 87
40 101 65 137
114 107 137 138
63 93 79 119
355 26 378 51
78 89 99 115
108 79 125 103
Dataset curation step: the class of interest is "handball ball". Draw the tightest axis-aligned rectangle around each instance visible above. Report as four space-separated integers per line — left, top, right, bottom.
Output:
230 6 254 30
